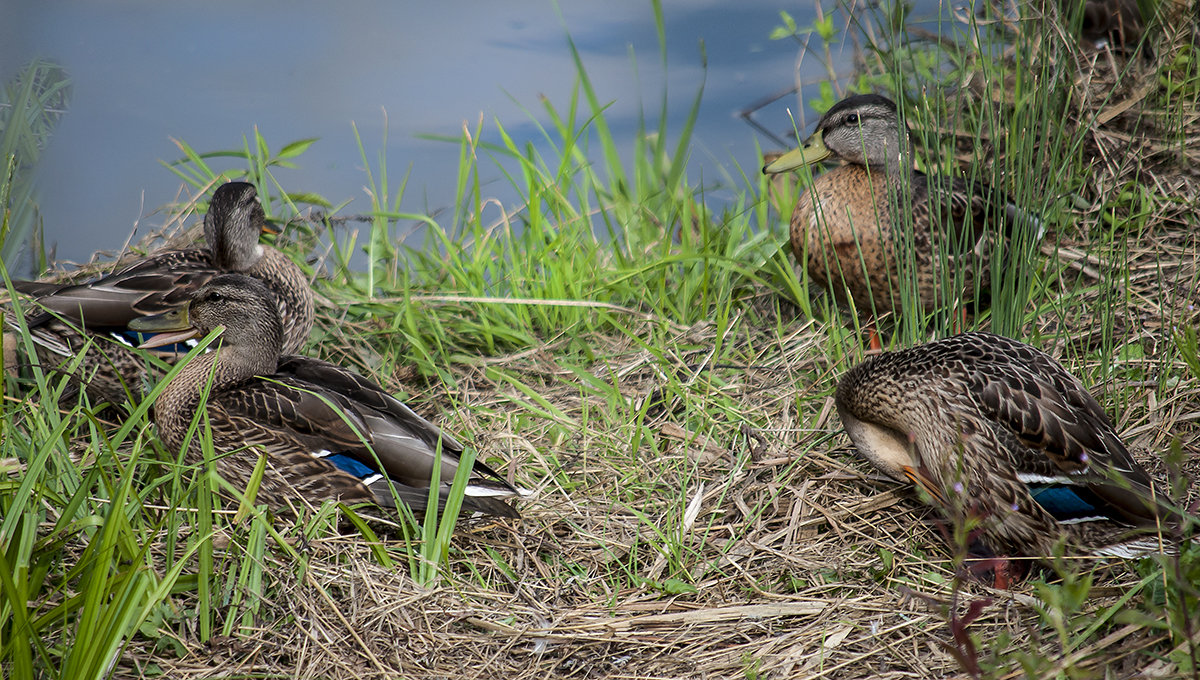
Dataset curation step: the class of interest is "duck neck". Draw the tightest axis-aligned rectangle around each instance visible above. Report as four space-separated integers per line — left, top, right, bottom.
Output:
154 341 278 451
244 247 315 354
214 238 264 271
205 211 265 271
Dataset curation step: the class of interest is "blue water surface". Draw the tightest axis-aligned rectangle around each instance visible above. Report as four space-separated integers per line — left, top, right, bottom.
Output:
2 0 860 266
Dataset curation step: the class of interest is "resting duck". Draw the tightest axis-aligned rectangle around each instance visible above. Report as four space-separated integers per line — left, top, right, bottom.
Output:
835 332 1179 584
131 273 520 519
762 94 1040 348
7 181 313 404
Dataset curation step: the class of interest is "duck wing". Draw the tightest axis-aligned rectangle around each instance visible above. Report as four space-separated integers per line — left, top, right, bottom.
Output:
275 355 515 491
209 389 377 506
917 173 1043 253
16 248 219 329
207 362 518 517
962 333 1164 526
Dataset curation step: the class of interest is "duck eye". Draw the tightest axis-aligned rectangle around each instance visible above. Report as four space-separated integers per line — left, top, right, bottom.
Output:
845 113 860 126
206 291 223 302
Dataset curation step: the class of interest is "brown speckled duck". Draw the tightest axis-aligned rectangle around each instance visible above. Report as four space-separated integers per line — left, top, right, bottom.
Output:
836 332 1180 584
6 181 313 405
131 273 520 519
762 94 1040 347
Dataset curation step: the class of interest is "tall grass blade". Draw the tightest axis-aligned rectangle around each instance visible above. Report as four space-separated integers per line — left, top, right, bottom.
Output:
0 59 71 269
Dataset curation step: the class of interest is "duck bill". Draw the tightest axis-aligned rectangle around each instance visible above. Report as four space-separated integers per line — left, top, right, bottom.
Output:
762 130 832 174
129 308 200 349
260 220 280 236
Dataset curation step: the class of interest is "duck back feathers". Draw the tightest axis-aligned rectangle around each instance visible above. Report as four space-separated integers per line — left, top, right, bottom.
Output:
836 332 1177 558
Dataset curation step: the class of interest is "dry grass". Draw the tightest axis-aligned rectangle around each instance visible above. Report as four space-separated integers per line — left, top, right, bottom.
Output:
117 294 1195 678
118 223 1197 679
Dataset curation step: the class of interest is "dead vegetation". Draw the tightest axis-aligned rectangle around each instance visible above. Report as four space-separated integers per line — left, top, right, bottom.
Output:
121 211 1197 678
119 293 1196 678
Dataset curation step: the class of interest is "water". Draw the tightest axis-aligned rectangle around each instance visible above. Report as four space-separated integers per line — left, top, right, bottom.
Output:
2 0 856 267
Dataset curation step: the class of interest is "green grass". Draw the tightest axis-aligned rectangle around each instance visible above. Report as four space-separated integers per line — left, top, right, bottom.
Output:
2 0 1199 677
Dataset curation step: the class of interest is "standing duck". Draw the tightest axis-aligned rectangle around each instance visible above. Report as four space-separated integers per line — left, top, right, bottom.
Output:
835 332 1178 584
6 181 313 404
131 274 520 519
762 94 1039 347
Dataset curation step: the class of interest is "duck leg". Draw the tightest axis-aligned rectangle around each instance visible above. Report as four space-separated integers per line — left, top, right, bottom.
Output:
963 547 1029 589
865 318 884 351
867 327 884 351
990 558 1015 589
950 306 969 335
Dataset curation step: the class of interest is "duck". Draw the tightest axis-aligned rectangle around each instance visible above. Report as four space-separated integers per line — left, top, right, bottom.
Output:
6 181 314 405
130 273 520 519
762 94 1040 348
835 332 1179 584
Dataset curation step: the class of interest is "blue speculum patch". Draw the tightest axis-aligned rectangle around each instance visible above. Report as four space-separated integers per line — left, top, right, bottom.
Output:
1029 484 1105 523
323 453 377 480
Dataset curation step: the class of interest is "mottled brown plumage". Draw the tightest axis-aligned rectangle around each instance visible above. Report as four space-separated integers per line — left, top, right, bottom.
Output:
763 94 1035 326
132 274 520 519
835 332 1178 562
7 182 314 405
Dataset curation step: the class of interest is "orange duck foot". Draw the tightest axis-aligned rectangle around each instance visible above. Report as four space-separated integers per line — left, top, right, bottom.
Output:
964 555 1029 589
